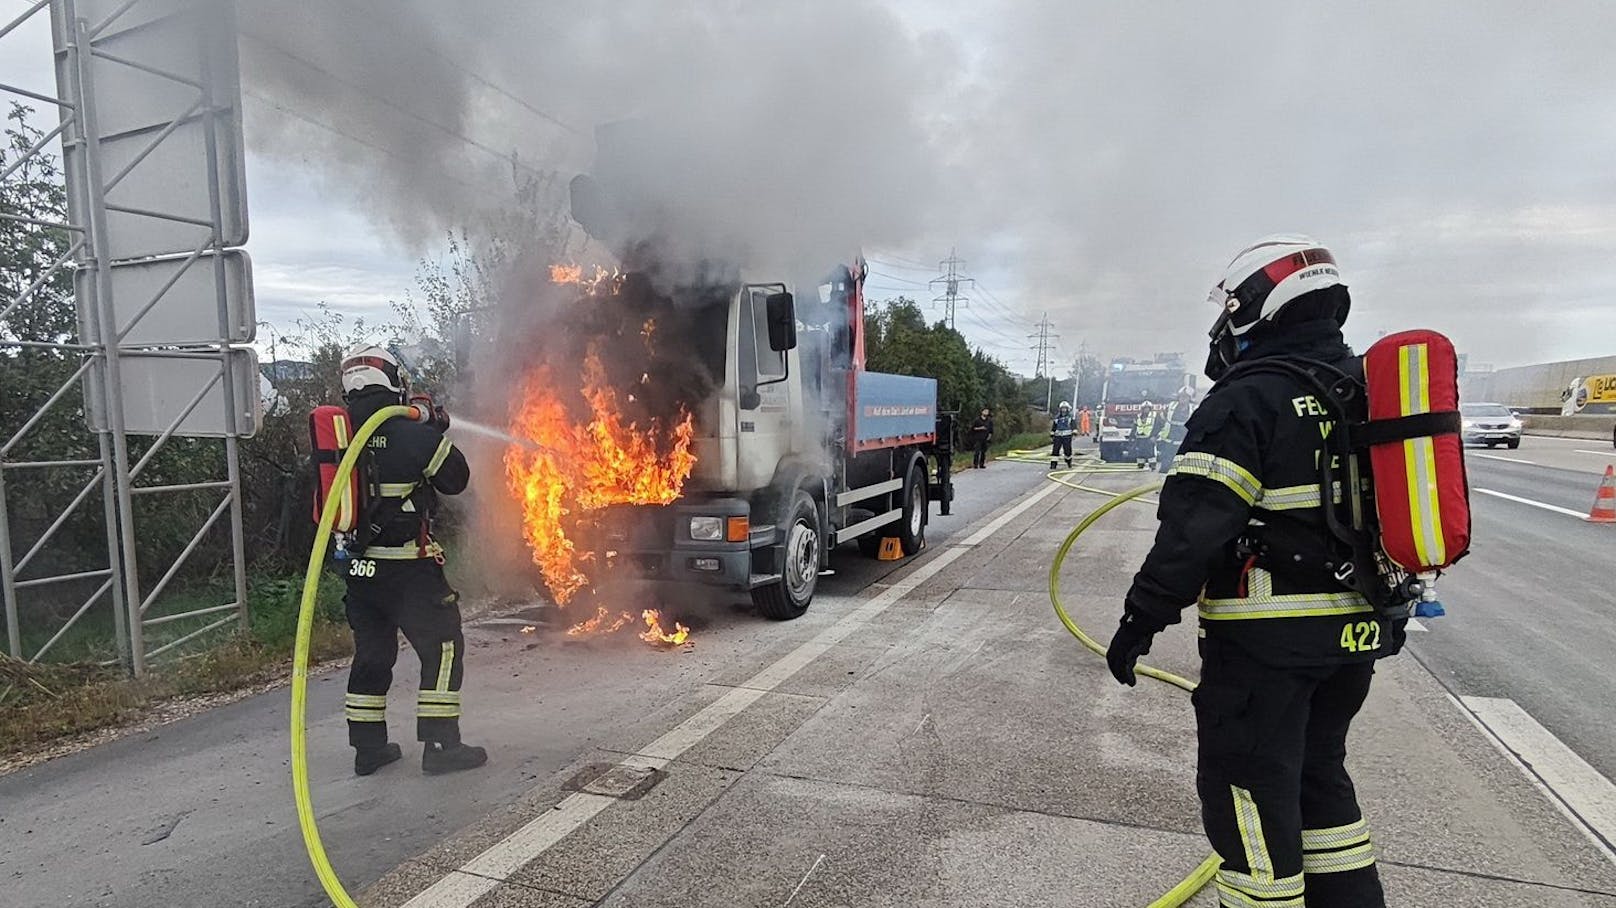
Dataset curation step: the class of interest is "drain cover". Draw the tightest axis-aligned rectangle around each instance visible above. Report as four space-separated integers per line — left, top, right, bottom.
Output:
563 762 665 800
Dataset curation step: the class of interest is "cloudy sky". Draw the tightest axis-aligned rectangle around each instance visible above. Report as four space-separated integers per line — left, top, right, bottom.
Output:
5 1 1614 375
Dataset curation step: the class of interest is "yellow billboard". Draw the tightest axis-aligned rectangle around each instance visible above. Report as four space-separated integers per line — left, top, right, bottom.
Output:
1561 374 1616 415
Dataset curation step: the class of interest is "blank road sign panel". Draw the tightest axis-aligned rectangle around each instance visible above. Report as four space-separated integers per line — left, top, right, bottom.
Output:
76 250 254 346
86 348 261 438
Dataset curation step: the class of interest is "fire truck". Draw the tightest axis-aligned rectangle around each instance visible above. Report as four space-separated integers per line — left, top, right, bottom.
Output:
1096 355 1194 463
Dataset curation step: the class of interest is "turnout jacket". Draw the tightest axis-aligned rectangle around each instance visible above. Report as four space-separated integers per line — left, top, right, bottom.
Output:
1050 414 1075 438
347 392 469 560
1124 321 1401 667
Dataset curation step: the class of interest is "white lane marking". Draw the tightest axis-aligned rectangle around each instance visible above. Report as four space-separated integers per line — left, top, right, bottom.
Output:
402 480 1062 908
1453 696 1616 867
1405 618 1428 633
1473 488 1590 520
783 853 826 906
1470 453 1536 465
1574 450 1616 458
959 480 1066 546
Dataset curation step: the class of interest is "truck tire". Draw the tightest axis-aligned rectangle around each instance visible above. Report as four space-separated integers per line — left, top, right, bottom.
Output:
753 491 819 620
896 463 926 556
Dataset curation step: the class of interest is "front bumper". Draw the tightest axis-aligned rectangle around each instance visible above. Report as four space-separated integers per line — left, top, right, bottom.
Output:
586 498 772 591
1464 428 1521 444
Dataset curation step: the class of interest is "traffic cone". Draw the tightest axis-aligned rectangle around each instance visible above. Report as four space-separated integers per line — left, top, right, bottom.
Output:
1589 465 1616 523
877 537 904 560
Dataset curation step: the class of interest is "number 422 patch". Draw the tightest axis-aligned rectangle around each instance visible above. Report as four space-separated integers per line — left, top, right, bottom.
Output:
1339 620 1382 653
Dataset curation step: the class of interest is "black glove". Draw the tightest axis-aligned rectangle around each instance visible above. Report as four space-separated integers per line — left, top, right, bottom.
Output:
429 405 450 434
1106 607 1163 687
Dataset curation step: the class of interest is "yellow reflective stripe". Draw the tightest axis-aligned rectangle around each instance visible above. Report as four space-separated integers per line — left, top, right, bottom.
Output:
1171 452 1262 505
344 708 387 722
1254 484 1320 510
363 541 444 560
1200 578 1373 619
416 705 461 718
425 437 454 478
344 693 388 707
1215 869 1304 899
1233 786 1273 878
416 692 461 705
1302 841 1376 874
1215 882 1303 908
1302 819 1370 850
435 640 454 692
332 414 357 530
1399 343 1446 565
378 482 418 498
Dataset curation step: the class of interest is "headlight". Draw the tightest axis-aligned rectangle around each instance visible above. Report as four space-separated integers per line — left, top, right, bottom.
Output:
688 516 724 540
1462 420 1476 429
1508 419 1522 430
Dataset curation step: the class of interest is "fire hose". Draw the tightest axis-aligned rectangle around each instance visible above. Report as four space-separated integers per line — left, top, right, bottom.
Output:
291 403 420 908
1044 471 1222 906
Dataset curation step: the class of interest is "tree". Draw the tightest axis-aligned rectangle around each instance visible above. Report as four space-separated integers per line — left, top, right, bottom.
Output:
864 297 1032 439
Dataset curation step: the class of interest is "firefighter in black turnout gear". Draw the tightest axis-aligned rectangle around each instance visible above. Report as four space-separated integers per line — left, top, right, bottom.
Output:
1107 236 1398 907
338 345 487 777
1050 401 1076 469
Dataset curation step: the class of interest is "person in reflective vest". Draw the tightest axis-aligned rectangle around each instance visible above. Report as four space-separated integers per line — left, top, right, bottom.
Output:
1155 388 1196 473
1050 401 1076 469
1106 236 1396 908
1078 405 1093 437
337 345 488 777
1133 402 1159 464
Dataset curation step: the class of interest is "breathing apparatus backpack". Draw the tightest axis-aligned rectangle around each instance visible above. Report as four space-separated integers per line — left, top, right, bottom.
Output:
308 404 374 559
1226 330 1471 619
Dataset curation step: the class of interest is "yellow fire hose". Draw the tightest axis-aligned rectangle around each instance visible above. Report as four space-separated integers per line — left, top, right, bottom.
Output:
292 403 417 908
1045 473 1221 905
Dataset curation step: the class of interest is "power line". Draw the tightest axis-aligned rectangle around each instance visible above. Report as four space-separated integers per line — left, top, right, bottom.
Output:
864 270 931 290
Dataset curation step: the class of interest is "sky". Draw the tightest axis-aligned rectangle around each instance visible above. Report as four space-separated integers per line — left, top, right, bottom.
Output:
4 0 1614 376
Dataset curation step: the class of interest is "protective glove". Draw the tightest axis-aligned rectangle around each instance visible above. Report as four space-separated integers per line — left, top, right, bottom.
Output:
429 405 451 434
1106 606 1163 687
409 394 451 433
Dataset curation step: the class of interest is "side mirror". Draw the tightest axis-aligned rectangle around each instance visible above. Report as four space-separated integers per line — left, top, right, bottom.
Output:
766 291 797 352
569 174 612 240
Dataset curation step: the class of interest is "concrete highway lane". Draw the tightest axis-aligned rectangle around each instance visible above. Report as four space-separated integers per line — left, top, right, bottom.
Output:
1410 437 1616 801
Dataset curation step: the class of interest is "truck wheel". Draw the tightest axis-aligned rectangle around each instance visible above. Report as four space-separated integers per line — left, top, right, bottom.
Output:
753 491 819 620
896 464 926 556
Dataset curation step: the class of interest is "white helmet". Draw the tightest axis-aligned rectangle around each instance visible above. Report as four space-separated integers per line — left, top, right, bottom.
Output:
340 344 408 398
1206 234 1344 378
1058 400 1071 411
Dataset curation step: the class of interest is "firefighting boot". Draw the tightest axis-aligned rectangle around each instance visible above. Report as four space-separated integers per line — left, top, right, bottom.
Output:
1049 459 1057 470
354 742 402 776
422 741 488 774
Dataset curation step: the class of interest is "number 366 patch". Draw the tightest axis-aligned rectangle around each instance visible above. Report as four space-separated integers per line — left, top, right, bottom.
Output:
1339 620 1382 653
347 559 377 578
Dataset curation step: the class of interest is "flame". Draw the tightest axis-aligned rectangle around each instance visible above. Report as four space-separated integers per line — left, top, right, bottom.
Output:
549 262 624 295
504 347 698 628
566 606 634 637
640 609 690 646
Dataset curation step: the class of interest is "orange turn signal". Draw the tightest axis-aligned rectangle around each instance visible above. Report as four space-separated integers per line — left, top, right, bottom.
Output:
726 516 750 543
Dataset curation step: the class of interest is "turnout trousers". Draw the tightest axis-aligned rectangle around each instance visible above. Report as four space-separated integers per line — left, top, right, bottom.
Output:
1050 435 1073 465
343 558 467 748
1194 637 1385 908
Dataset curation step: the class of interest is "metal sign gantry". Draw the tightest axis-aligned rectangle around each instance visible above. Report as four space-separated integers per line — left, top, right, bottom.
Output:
0 0 258 675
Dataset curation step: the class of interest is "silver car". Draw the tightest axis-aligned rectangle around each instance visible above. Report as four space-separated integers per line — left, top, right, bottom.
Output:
1461 402 1522 449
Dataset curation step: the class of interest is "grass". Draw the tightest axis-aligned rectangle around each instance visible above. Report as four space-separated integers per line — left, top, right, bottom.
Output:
1 562 354 758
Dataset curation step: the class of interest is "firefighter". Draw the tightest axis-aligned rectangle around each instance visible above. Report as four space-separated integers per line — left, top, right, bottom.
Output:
338 345 488 776
1078 405 1093 438
1132 402 1159 466
1155 388 1195 474
1105 235 1394 907
1050 401 1076 469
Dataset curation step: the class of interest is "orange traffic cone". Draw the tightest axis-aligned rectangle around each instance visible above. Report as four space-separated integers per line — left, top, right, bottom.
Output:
877 537 905 560
1589 465 1616 523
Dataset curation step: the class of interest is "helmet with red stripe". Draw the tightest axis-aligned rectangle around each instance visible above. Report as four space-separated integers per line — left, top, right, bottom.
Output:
340 344 410 399
1206 234 1344 379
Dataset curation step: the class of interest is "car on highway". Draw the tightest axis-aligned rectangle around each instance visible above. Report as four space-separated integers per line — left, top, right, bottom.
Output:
1461 401 1523 449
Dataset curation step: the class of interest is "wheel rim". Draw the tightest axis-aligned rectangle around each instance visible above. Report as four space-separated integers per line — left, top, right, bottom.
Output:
785 518 818 601
907 480 924 538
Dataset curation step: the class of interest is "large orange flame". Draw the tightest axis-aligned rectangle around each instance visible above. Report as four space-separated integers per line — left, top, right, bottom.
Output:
503 344 697 645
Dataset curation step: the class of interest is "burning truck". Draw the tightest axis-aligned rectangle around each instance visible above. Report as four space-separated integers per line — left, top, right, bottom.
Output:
502 258 954 624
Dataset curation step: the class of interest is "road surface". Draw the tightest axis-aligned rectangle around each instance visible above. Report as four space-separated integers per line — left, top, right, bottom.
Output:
4 444 1615 907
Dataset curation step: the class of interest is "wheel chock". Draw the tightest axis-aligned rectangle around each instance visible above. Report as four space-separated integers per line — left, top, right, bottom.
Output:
878 537 904 560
